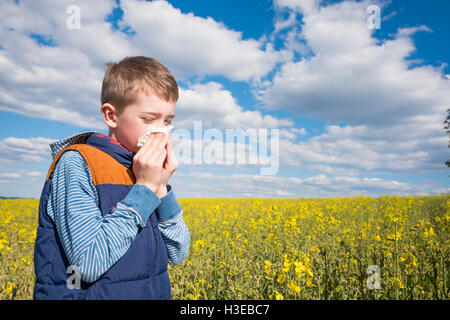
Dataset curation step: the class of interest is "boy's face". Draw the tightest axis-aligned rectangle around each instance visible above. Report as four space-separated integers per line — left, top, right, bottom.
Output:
106 90 175 154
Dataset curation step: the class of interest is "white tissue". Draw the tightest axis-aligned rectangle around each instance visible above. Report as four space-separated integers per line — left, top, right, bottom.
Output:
137 124 174 147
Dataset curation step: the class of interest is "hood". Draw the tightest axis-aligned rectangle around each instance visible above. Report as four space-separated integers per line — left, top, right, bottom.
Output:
49 130 136 169
49 130 96 160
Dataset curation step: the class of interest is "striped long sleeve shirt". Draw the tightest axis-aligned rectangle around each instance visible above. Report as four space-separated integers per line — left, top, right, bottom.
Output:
46 150 190 283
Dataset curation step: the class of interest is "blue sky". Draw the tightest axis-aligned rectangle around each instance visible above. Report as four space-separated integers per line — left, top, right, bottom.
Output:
0 0 449 198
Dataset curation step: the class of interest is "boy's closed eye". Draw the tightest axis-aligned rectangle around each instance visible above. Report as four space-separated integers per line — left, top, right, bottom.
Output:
143 118 172 125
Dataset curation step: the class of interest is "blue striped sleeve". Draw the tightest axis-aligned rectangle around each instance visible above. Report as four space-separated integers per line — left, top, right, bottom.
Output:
47 150 161 283
156 185 182 221
156 185 190 265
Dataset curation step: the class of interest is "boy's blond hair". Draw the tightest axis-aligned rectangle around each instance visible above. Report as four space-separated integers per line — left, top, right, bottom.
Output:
101 56 179 115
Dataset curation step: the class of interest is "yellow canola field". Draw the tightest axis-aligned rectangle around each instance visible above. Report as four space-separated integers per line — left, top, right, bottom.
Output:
1 195 449 300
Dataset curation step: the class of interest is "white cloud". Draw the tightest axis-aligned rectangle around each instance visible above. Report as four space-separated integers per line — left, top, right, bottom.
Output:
279 127 307 141
169 116 447 175
274 0 321 16
0 172 20 179
120 0 291 82
169 170 435 198
0 0 292 131
171 131 277 169
0 136 55 163
259 0 450 127
26 171 43 177
253 0 450 175
396 25 433 38
25 171 43 181
0 0 123 129
307 164 360 176
278 123 448 173
291 127 307 135
176 82 293 129
272 11 298 36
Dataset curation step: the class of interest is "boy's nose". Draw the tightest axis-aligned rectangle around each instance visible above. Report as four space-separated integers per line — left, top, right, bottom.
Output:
152 121 166 129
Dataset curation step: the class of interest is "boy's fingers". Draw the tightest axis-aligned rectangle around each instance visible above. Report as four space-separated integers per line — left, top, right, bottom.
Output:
167 132 173 150
165 137 173 162
155 133 169 151
137 132 168 166
148 134 168 158
155 148 167 166
159 133 176 174
138 133 161 163
140 132 157 152
134 136 150 160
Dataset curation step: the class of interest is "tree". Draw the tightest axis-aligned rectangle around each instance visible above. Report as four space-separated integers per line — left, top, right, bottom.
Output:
444 108 450 167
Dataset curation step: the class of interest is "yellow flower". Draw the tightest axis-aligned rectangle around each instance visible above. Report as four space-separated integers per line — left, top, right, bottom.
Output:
21 256 31 265
277 272 286 284
18 228 27 238
5 282 13 296
423 227 436 238
288 281 302 295
282 254 292 273
193 239 205 251
385 230 402 242
264 260 272 275
371 234 381 242
306 276 316 288
197 279 205 286
274 291 284 300
294 261 306 276
309 246 320 254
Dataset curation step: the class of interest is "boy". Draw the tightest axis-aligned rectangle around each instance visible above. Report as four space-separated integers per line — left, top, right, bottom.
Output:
33 56 190 300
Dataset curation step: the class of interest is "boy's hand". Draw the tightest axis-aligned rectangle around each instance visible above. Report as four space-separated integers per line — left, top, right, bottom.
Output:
156 131 178 197
133 132 168 193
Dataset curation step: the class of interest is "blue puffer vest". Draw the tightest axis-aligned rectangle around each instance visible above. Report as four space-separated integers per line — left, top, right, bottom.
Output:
33 131 170 300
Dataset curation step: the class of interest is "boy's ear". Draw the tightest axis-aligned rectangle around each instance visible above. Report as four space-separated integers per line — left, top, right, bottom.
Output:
101 103 118 129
